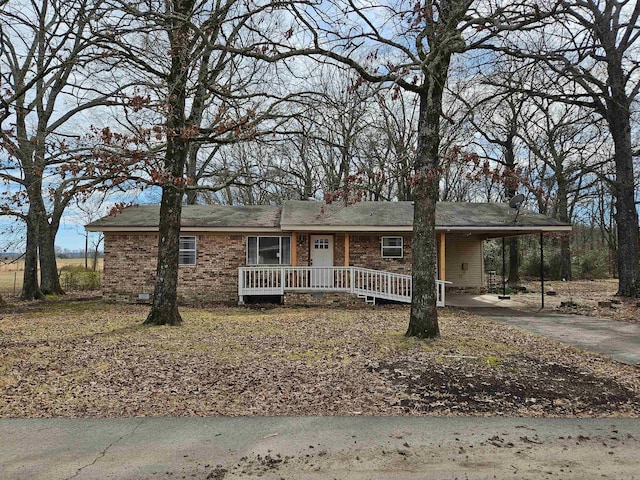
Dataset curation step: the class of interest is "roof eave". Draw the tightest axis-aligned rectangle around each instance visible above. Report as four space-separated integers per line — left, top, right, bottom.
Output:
86 226 283 233
436 225 572 232
280 225 413 232
280 225 572 233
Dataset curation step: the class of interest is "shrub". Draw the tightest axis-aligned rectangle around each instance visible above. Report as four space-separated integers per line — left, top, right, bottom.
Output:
577 249 608 279
59 266 102 291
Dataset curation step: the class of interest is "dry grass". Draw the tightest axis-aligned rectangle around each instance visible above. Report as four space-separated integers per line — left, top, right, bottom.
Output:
1 299 639 418
0 258 103 296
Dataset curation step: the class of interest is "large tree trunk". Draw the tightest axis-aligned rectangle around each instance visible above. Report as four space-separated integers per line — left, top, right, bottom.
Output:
607 66 639 297
556 174 572 280
21 207 44 301
508 238 520 286
20 168 45 300
144 0 193 326
22 164 64 295
144 185 184 326
408 172 439 338
612 141 639 296
38 216 64 295
406 82 446 338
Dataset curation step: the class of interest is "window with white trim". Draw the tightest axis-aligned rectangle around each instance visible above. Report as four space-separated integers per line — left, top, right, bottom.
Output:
247 236 291 265
179 236 197 265
381 236 403 258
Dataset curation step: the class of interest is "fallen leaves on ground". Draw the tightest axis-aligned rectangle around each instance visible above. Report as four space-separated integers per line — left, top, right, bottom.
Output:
517 279 640 324
1 299 639 418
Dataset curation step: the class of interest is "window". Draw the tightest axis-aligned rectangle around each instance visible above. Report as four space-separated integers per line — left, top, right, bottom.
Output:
314 238 329 250
247 236 291 265
179 236 197 265
381 236 403 258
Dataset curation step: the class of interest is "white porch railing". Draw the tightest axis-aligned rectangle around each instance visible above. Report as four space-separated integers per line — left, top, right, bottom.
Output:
238 266 450 307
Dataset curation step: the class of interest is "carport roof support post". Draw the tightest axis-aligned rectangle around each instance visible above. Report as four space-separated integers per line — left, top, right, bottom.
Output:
540 232 545 309
498 236 510 300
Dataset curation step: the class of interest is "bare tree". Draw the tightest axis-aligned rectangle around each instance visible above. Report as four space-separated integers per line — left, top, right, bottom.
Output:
504 0 640 296
357 89 420 201
97 0 304 325
74 194 109 269
263 1 557 337
519 98 607 280
464 81 527 286
0 0 131 299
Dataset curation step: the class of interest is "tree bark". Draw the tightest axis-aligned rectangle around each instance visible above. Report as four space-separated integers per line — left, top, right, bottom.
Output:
38 217 64 295
144 185 184 326
21 207 44 301
607 59 639 297
508 238 520 286
556 174 572 280
144 0 195 326
408 170 439 338
611 124 639 296
406 82 447 338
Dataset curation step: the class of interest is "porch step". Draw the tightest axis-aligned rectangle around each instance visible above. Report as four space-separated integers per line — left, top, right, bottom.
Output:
357 293 376 305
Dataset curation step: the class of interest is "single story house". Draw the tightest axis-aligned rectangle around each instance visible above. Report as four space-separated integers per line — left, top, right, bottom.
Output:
85 200 571 306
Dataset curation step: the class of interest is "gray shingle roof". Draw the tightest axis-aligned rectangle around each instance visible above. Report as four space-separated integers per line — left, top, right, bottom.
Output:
86 201 571 232
86 204 281 230
280 200 570 229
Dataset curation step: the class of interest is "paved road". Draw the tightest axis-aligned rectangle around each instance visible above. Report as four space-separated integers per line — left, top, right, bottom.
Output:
2 417 640 479
466 307 640 366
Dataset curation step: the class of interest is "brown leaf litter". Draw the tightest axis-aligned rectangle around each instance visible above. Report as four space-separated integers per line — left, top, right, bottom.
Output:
1 298 639 418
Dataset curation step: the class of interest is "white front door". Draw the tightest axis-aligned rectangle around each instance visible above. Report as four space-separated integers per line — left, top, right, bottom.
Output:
310 235 334 287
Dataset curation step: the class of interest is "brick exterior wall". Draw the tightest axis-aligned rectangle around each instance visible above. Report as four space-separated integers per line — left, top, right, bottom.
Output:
103 232 251 304
296 234 310 266
103 233 157 302
103 231 418 305
293 233 413 272
349 234 413 274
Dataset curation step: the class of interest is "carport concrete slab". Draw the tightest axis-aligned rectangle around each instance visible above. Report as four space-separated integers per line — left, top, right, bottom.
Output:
447 294 532 309
464 306 640 367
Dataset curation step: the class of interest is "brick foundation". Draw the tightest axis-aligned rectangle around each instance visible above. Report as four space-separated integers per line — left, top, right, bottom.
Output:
283 291 363 306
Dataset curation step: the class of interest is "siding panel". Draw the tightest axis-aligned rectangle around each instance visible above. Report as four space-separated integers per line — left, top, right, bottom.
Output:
444 235 484 288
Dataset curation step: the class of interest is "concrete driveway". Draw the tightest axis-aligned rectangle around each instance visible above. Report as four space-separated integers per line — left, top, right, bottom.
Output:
449 294 640 366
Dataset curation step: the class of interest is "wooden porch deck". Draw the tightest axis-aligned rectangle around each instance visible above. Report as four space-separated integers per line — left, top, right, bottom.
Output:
238 266 449 306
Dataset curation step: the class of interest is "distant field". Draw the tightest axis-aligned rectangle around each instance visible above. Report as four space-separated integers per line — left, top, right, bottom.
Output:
0 257 103 296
